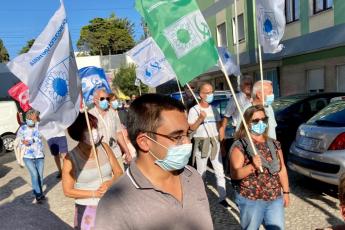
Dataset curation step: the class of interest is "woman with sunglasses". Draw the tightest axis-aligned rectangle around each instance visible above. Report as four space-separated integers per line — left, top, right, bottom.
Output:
229 105 290 230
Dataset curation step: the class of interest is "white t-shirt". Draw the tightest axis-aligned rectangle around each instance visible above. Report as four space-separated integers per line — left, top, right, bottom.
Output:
188 104 221 138
264 105 277 140
89 108 123 158
224 92 252 129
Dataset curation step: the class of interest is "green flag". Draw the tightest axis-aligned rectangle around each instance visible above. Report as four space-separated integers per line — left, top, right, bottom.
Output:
136 0 219 85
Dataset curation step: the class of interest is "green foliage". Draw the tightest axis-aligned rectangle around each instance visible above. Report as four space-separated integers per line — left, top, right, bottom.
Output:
113 64 148 96
77 14 135 55
0 39 9 63
19 39 35 54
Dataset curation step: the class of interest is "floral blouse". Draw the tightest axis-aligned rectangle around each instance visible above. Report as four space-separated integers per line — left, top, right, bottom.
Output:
232 139 282 201
17 124 44 159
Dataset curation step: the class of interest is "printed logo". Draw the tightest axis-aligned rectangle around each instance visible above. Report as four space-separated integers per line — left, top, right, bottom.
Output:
39 56 72 112
258 8 279 40
164 11 211 58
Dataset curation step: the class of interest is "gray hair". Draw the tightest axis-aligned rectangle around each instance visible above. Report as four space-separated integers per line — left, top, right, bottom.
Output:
93 88 108 98
252 80 272 99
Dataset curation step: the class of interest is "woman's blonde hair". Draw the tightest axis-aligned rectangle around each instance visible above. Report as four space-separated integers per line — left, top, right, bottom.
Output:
234 104 269 140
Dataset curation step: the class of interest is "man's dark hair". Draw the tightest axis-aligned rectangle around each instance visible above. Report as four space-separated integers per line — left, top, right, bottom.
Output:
128 94 186 151
68 112 98 142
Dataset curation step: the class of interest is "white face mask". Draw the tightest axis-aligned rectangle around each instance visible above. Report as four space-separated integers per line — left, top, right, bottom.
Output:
83 129 101 146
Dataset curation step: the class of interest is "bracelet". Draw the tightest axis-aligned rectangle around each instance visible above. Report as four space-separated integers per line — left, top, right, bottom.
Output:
283 191 290 194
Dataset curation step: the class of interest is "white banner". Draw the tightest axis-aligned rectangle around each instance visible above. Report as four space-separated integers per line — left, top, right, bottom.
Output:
256 0 285 53
217 47 241 77
127 37 176 87
7 0 80 139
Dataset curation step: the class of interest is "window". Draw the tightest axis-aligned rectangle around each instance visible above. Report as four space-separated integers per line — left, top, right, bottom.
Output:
285 0 300 23
232 14 245 44
313 0 333 14
337 65 345 92
217 23 227 47
307 68 324 93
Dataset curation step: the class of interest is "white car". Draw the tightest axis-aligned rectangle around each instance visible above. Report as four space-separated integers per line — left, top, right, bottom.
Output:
0 101 19 153
288 97 345 185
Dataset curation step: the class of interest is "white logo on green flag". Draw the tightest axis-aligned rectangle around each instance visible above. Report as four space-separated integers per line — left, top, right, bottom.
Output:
164 11 211 58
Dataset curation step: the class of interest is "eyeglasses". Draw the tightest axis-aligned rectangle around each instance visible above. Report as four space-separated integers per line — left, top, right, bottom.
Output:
145 130 192 145
100 97 111 101
251 117 268 124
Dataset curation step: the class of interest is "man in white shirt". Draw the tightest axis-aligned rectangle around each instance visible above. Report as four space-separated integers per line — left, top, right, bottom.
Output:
89 89 132 171
219 76 253 141
252 80 277 139
188 83 227 205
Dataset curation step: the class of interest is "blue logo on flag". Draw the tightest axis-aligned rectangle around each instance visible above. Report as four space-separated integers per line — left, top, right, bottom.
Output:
143 59 162 80
262 11 278 39
39 56 72 112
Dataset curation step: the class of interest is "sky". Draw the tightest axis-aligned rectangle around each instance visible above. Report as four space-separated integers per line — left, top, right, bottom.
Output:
0 0 143 59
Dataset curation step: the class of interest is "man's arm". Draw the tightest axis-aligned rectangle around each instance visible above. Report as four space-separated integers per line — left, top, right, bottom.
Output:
189 111 206 131
117 132 132 162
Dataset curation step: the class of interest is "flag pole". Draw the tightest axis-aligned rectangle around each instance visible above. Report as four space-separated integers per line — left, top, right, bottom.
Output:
82 99 104 183
234 0 241 91
258 43 265 106
138 81 142 96
218 57 263 172
176 78 185 105
254 0 265 106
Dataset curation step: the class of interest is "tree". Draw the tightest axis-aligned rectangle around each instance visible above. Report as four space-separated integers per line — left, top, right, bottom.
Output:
113 64 148 97
77 14 135 56
19 39 35 54
0 39 9 63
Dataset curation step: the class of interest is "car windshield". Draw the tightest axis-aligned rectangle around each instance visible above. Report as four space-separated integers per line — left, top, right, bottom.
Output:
307 101 345 127
272 95 309 112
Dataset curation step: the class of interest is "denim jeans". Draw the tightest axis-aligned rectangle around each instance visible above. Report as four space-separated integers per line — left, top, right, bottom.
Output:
23 158 44 199
235 192 285 230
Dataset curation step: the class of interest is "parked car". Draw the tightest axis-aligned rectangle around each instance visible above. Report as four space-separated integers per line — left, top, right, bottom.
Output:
288 97 345 185
272 92 345 159
0 101 19 153
211 98 234 139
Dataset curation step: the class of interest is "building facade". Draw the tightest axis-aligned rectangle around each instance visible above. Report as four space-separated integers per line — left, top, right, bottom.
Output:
196 0 345 96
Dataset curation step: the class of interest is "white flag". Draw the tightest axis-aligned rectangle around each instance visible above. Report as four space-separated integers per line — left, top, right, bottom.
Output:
217 47 241 77
7 1 80 139
127 37 176 87
256 0 285 53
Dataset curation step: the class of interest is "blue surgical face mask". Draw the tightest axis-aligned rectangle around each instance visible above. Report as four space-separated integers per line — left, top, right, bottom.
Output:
205 93 214 104
99 99 109 110
111 100 119 109
251 120 267 135
26 119 35 127
265 94 275 106
146 136 192 171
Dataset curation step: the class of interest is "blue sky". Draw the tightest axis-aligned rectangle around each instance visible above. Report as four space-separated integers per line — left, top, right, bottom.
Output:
0 0 143 59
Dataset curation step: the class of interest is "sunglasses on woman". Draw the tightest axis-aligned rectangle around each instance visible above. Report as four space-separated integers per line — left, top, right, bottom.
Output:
251 117 268 124
99 97 111 101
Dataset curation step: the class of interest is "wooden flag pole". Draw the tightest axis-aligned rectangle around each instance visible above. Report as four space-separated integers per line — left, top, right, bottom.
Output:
234 0 241 91
82 99 104 183
218 57 263 172
254 0 265 106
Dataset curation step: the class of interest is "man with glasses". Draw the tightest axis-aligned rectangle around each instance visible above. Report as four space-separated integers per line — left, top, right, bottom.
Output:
89 88 132 171
95 94 213 230
188 83 228 207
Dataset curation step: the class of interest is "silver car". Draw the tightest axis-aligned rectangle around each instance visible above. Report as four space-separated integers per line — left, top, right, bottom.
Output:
288 98 345 185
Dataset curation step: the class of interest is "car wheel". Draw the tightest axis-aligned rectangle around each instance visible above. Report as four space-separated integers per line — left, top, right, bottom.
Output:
2 134 16 152
0 138 4 154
